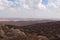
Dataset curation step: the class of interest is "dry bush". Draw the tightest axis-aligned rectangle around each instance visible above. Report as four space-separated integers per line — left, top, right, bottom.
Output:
6 28 27 40
37 35 49 40
0 21 60 40
0 25 27 40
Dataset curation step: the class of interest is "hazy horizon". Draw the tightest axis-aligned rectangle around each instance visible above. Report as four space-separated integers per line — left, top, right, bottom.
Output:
0 18 59 21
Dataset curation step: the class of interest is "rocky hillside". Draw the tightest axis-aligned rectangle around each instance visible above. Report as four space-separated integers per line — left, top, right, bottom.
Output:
0 21 60 40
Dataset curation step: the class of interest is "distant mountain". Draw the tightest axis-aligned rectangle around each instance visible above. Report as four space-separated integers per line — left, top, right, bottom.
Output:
0 18 56 21
0 18 57 26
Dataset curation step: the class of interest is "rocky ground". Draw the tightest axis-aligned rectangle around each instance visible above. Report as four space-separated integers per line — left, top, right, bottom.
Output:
0 21 60 40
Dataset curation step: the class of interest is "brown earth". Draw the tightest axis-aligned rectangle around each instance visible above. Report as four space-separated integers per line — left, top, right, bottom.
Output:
0 21 60 40
0 20 55 26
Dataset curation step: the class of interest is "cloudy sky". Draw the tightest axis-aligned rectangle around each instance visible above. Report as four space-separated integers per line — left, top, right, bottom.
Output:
0 0 60 19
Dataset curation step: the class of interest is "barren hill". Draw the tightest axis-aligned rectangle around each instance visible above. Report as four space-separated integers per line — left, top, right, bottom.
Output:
19 21 60 40
0 19 56 26
0 20 60 40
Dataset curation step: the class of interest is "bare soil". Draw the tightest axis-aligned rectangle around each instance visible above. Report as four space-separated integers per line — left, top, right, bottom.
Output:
0 21 60 40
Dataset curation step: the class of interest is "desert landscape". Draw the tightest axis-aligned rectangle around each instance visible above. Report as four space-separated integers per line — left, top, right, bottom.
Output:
0 0 59 40
0 20 60 40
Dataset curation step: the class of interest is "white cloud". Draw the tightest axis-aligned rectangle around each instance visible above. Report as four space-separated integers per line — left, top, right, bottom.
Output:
38 2 46 9
0 6 5 10
0 0 60 20
23 4 30 9
0 0 5 10
48 0 60 8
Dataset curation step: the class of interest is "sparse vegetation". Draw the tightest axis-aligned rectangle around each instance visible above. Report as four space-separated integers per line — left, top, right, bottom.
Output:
0 21 60 40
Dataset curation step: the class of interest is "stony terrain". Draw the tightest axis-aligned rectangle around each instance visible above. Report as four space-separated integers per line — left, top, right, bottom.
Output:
0 21 60 40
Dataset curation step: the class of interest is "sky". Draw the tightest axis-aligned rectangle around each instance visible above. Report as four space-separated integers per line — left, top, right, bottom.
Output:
0 0 60 20
42 0 48 5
